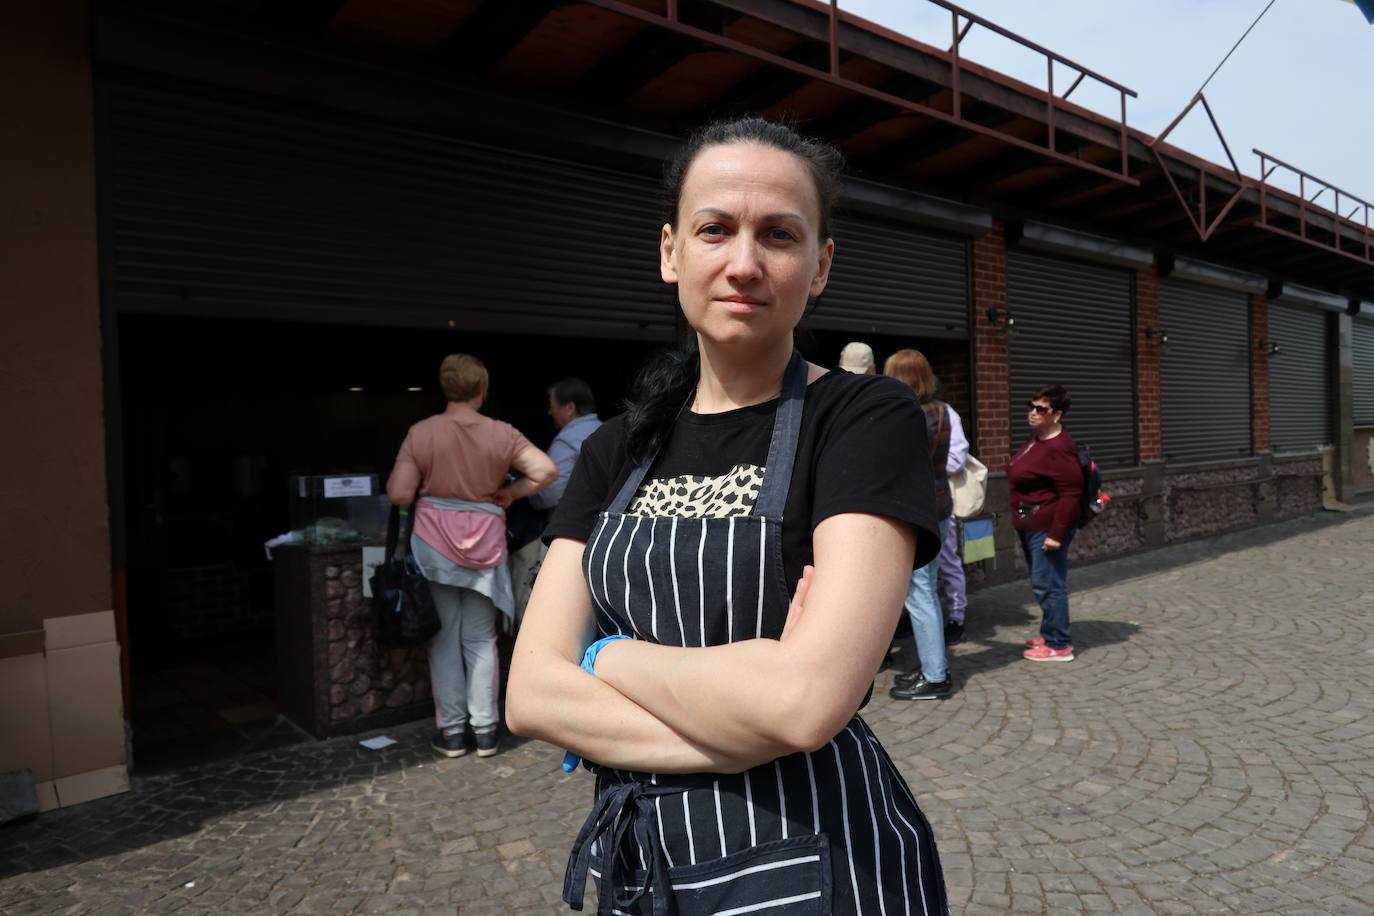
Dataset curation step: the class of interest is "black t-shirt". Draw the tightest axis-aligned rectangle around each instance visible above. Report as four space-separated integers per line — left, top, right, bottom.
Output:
544 369 940 589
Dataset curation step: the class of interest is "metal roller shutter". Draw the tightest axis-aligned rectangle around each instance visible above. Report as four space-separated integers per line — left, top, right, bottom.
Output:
816 216 969 339
1354 317 1374 428
103 80 674 337
1157 278 1251 462
1267 301 1332 451
1007 250 1135 467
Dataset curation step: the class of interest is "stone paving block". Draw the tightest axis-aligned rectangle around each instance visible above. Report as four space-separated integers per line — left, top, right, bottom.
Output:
3 510 1374 912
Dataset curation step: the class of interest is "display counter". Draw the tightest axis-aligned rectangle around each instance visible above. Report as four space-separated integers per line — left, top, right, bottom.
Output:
272 474 431 738
273 543 433 738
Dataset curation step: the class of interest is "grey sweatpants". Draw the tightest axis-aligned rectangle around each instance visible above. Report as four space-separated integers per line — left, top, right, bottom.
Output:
427 581 500 736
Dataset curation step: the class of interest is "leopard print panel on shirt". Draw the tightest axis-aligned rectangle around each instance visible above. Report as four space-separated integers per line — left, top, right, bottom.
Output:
626 463 765 519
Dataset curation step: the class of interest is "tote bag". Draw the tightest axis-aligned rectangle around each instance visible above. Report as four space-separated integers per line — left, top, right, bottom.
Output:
949 454 989 519
370 506 442 648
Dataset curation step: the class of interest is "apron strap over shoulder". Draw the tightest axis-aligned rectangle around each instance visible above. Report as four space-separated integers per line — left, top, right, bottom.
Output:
606 349 808 519
753 349 807 520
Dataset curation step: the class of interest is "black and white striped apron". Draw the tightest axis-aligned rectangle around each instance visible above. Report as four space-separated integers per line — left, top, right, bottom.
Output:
564 351 948 916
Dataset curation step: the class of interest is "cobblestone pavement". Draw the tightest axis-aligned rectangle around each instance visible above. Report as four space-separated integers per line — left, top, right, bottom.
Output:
4 510 1374 915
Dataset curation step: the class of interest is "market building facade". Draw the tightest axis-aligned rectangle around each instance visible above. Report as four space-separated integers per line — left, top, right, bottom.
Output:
5 0 1373 809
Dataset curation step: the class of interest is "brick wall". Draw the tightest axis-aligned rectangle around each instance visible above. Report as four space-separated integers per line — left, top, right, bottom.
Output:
1135 267 1162 462
930 344 971 422
1251 293 1270 452
972 221 1010 470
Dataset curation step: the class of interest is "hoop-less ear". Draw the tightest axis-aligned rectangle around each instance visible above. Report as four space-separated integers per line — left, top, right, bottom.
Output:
660 223 679 285
809 237 835 299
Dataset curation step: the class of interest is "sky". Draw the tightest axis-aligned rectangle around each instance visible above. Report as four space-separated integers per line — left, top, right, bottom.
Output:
841 0 1373 206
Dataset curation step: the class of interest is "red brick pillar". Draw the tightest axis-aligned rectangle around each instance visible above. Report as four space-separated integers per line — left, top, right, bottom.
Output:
1250 293 1270 452
1135 266 1162 462
972 221 1010 472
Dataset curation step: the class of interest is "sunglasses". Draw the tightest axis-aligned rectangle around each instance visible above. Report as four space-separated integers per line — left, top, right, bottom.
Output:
1026 402 1054 415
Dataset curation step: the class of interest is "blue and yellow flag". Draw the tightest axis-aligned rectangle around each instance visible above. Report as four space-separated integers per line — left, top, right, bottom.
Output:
962 518 996 564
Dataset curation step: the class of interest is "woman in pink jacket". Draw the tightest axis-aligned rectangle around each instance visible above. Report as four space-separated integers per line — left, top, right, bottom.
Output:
387 354 556 758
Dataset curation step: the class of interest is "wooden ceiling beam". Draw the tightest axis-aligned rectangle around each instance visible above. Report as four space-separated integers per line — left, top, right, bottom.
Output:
435 0 566 74
802 74 938 145
573 5 741 105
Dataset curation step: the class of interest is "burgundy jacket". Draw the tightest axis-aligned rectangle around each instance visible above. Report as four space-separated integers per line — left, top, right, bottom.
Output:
1008 428 1083 542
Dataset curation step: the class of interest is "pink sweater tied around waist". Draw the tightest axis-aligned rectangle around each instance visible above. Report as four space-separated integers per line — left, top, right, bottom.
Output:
413 498 507 570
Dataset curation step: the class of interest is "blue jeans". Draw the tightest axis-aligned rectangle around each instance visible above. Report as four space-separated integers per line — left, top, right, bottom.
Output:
1018 528 1075 649
903 518 948 682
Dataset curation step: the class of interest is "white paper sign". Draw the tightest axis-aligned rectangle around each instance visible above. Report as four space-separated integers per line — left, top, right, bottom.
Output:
361 546 386 598
323 476 372 498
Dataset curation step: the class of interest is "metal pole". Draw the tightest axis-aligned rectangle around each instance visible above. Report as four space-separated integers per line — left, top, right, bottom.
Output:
829 0 839 76
951 12 961 118
1062 71 1085 101
1046 57 1055 152
1300 174 1307 239
1259 154 1269 226
1120 92 1128 178
1199 169 1206 232
1335 189 1341 249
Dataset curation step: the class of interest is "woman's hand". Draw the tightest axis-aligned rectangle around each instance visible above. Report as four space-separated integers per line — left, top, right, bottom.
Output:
1043 536 1062 551
506 538 755 774
595 513 916 760
780 565 814 642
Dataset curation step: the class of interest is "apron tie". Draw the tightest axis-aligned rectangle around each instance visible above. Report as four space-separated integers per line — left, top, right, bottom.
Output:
564 779 678 915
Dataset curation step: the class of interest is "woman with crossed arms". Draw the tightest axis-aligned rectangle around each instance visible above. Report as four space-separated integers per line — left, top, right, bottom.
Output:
508 118 947 915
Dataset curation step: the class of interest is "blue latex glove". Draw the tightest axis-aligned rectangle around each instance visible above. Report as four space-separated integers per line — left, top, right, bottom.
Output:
561 634 633 773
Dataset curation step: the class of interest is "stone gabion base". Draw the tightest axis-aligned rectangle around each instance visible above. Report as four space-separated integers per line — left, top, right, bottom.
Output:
321 560 431 724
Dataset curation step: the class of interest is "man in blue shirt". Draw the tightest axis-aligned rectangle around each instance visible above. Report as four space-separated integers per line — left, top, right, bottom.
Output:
528 378 602 511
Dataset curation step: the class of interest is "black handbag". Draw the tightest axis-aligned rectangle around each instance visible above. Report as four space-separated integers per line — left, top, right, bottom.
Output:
370 505 442 648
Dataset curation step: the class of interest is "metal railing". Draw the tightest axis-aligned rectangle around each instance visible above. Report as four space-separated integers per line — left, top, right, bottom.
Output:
1255 149 1373 265
924 0 1137 180
580 0 1139 185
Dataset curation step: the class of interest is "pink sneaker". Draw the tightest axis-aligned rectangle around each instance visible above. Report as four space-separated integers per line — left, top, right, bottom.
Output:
1025 636 1046 648
1023 644 1074 662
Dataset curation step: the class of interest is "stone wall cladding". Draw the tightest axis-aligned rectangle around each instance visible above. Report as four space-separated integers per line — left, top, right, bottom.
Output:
321 558 430 726
1165 464 1268 540
1274 458 1323 518
978 460 1325 588
972 221 1010 471
1070 475 1145 562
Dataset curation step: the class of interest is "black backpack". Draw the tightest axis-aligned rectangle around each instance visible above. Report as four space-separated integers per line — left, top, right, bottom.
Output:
1076 444 1110 528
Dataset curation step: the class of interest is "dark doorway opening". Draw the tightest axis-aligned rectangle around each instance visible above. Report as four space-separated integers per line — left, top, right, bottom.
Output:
118 313 660 773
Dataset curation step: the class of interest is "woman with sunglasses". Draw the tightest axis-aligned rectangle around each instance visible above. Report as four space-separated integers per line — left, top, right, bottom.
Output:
1008 385 1082 662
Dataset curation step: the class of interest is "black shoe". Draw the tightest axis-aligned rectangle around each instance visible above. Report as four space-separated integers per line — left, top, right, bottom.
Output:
892 668 923 688
474 729 500 758
889 675 952 701
944 622 965 646
431 731 467 758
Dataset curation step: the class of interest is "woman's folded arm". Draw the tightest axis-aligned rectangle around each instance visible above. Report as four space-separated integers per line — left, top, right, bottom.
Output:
594 512 916 758
506 538 757 774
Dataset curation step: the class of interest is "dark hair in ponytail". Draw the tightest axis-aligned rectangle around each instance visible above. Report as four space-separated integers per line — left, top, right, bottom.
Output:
622 117 845 462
